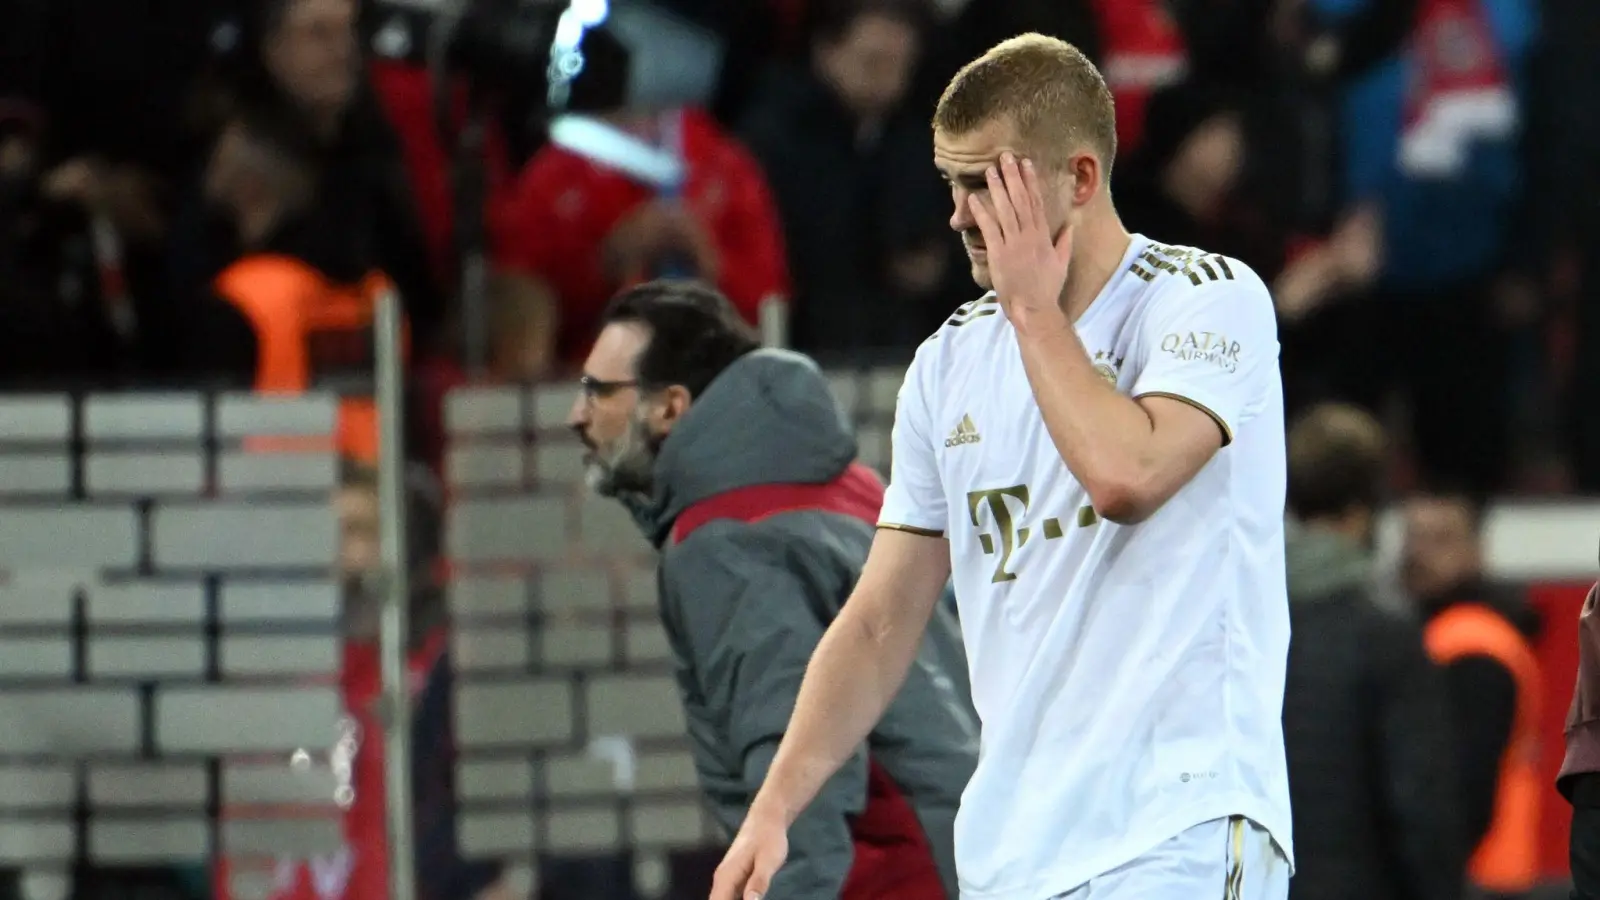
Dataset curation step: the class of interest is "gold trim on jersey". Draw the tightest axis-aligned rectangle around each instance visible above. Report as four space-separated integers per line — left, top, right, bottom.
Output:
1224 816 1246 900
925 295 1001 339
878 523 945 538
1135 391 1235 447
947 297 1000 328
1133 243 1239 287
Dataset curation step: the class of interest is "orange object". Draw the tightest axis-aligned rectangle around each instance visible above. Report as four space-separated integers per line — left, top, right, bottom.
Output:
213 255 407 463
1425 602 1545 893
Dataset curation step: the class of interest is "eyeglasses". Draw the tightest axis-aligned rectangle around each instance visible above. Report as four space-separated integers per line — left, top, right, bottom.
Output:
578 374 639 402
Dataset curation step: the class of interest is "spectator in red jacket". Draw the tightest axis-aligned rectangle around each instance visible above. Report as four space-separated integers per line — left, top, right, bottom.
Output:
366 55 517 289
491 30 788 370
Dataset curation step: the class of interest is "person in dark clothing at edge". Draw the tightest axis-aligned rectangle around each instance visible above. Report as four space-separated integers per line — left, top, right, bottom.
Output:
1558 541 1600 900
183 108 400 461
1114 81 1285 279
566 279 978 899
1401 487 1546 899
739 0 967 359
1281 403 1466 900
172 0 444 354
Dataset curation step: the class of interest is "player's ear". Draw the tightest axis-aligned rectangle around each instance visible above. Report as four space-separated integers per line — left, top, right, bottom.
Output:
650 383 694 433
1066 152 1103 207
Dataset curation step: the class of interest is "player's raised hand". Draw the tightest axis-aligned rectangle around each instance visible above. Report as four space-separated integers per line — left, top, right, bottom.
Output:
709 809 789 900
967 153 1073 334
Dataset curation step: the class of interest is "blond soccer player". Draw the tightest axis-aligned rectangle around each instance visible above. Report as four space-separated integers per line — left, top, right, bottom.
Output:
710 34 1294 900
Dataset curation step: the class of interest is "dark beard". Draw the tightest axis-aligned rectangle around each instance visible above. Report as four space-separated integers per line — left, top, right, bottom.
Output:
589 415 662 497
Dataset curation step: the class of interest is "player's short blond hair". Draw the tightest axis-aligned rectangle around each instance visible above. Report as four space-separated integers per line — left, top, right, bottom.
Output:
932 33 1117 171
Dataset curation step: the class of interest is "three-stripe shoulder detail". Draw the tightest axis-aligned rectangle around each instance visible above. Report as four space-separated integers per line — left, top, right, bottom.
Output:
945 294 1000 328
922 294 1001 342
1129 243 1238 287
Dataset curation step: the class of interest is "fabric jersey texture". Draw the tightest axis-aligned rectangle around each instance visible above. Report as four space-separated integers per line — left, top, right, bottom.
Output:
622 349 980 898
878 234 1294 899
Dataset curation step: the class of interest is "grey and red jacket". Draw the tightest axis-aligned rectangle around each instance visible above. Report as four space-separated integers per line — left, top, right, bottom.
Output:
621 349 978 900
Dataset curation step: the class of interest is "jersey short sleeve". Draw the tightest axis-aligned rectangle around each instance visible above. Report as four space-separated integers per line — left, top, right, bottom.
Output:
878 344 948 536
1130 261 1280 446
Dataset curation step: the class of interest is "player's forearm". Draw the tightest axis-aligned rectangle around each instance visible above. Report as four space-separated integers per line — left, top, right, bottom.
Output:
751 596 925 827
1014 327 1161 522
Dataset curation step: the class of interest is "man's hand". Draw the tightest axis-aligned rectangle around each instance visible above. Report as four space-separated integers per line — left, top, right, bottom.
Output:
967 153 1074 335
602 200 720 284
709 805 789 900
41 157 100 205
659 204 721 281
602 200 674 278
1328 204 1382 287
1273 248 1338 323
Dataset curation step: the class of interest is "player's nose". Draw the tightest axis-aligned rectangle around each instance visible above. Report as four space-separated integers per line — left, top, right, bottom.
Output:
566 393 589 429
949 189 974 232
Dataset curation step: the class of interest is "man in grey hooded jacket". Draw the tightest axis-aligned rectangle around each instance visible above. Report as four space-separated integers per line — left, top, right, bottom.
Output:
567 279 977 899
1280 402 1465 900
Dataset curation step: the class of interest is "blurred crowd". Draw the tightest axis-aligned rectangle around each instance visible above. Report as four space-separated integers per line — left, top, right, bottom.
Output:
0 0 1596 496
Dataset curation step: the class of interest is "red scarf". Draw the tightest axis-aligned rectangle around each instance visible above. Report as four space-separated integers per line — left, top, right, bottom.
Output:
1090 0 1188 154
1398 0 1516 177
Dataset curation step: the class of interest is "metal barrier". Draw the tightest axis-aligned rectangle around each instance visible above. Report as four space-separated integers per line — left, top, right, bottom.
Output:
376 293 417 900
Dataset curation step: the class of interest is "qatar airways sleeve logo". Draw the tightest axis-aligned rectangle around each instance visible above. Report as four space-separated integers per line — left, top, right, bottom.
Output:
1159 331 1241 373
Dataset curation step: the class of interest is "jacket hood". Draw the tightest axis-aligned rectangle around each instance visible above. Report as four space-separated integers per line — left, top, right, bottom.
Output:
1284 519 1372 604
625 349 858 547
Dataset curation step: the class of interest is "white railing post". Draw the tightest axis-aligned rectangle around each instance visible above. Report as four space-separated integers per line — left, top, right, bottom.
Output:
374 290 417 900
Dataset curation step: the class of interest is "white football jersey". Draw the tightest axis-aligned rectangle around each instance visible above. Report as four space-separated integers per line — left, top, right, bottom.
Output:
878 234 1293 900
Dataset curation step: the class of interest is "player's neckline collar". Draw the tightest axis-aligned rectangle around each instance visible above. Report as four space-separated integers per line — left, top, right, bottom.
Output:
1073 233 1149 328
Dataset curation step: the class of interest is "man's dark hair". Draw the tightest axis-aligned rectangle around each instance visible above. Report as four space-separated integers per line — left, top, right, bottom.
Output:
227 0 323 110
1408 480 1488 533
809 0 933 44
565 24 634 114
1287 402 1389 520
247 0 298 41
599 279 760 400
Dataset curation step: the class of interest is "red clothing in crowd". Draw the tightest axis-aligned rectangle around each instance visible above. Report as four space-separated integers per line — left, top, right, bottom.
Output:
492 107 789 367
368 59 516 284
366 59 508 472
1090 0 1189 154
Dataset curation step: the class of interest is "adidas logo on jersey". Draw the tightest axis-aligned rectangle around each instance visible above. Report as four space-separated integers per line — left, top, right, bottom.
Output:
945 414 982 448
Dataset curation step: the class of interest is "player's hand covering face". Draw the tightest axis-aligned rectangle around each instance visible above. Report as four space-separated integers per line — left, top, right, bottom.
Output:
966 153 1075 332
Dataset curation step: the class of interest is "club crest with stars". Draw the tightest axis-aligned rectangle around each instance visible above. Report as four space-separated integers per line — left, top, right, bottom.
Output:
1092 350 1124 385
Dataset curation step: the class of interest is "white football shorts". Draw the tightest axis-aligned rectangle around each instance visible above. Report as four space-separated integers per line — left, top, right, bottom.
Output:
1047 817 1289 900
